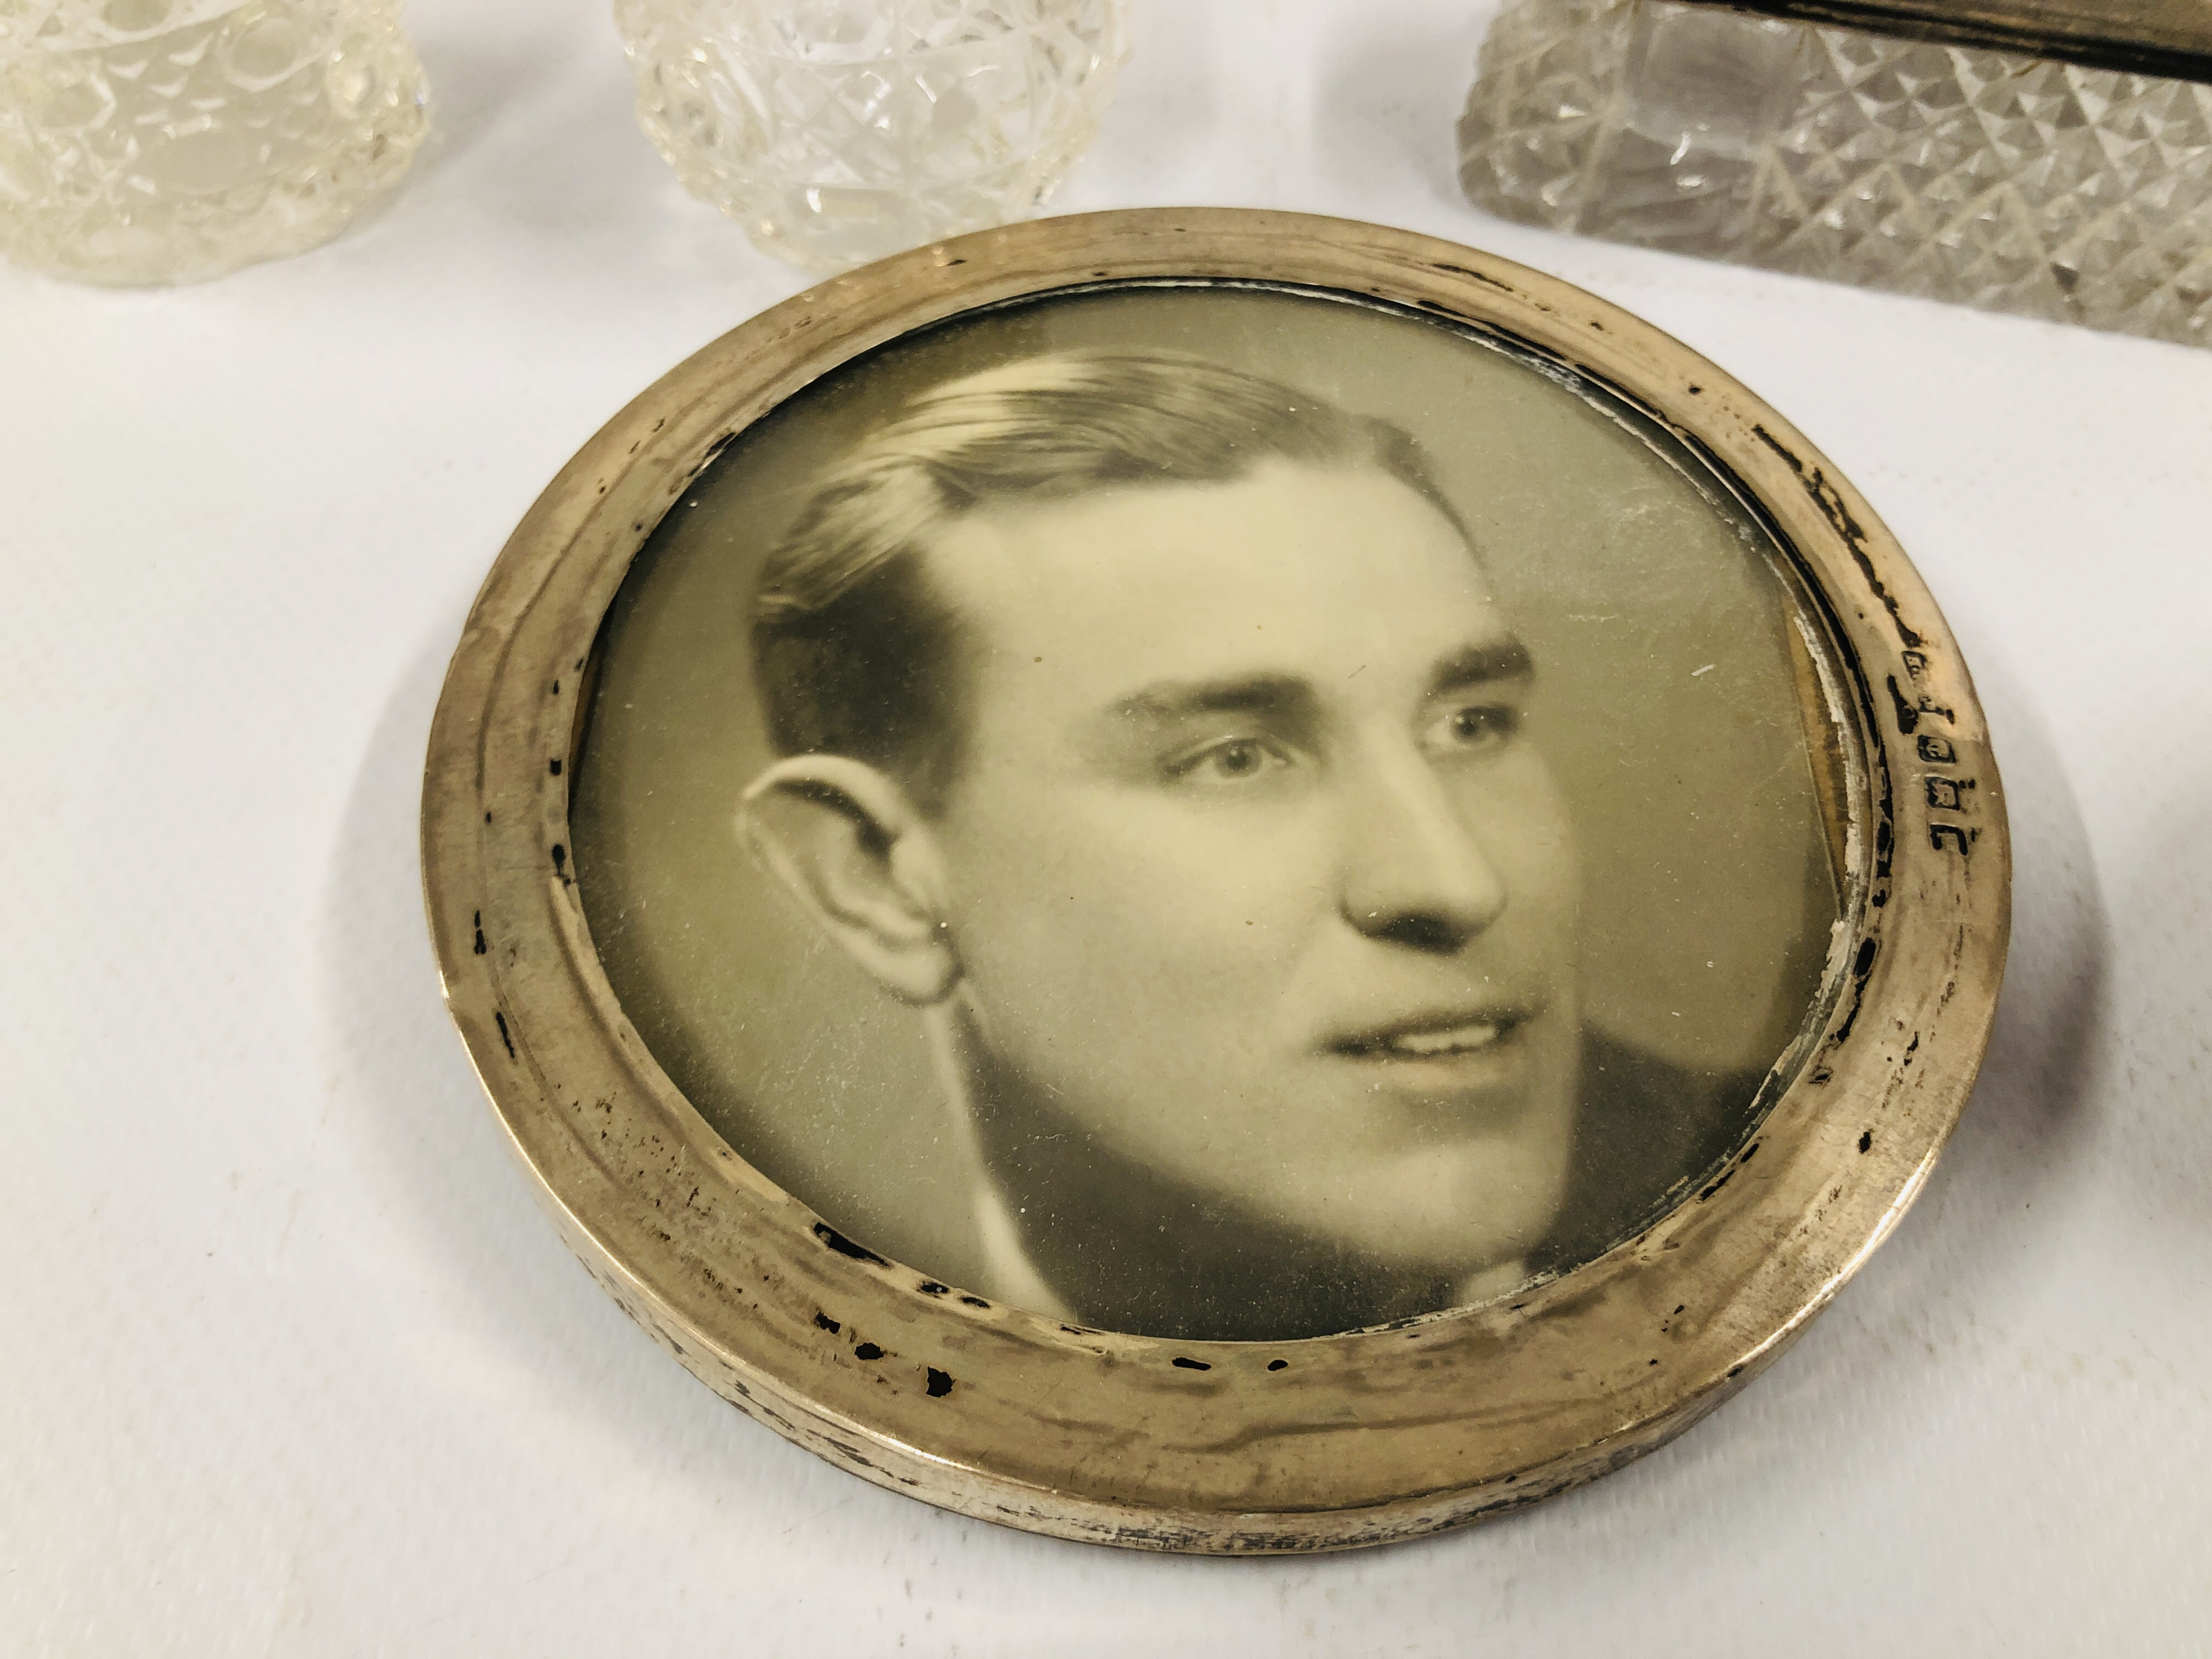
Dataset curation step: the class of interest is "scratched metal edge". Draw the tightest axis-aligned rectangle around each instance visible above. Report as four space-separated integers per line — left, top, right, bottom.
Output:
1678 0 2212 82
420 207 2013 1553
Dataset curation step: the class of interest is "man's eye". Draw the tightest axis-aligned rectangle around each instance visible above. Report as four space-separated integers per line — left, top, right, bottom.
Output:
1172 737 1291 783
1432 703 1520 752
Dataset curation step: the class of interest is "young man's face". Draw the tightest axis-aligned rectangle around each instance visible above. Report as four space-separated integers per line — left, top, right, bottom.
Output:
918 460 1582 1276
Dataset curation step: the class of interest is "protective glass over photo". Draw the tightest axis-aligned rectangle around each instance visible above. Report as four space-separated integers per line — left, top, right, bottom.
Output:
570 284 1850 1342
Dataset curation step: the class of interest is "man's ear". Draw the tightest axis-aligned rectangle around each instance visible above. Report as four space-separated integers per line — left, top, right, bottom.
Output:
737 754 960 1007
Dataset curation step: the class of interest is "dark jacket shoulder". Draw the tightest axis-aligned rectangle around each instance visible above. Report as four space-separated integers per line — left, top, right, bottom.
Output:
1531 1026 1766 1278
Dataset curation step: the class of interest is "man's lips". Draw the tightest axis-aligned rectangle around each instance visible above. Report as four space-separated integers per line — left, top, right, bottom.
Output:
1326 1000 1544 1061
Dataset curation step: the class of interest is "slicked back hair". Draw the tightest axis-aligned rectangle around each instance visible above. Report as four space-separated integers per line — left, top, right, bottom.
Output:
750 350 1471 810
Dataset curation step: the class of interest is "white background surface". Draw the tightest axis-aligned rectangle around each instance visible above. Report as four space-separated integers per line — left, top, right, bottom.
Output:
3 0 2208 1652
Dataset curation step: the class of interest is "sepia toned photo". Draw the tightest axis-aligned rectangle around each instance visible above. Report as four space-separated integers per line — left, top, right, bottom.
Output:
571 284 1848 1343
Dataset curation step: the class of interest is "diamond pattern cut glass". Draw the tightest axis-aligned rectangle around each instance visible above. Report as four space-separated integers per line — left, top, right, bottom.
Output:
1458 0 2212 348
0 0 428 285
616 0 1131 274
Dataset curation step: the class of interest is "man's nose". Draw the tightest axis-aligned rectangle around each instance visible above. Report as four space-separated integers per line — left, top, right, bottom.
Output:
1335 742 1506 954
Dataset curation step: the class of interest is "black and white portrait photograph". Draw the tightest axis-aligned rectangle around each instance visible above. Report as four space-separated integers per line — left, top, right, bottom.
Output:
20 0 2205 1626
571 284 1846 1341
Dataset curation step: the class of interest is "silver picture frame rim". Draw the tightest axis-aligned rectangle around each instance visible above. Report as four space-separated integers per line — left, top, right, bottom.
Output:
420 206 2011 1553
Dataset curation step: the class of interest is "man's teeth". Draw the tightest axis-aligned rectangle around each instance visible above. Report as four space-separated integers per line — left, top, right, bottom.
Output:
1384 1022 1502 1057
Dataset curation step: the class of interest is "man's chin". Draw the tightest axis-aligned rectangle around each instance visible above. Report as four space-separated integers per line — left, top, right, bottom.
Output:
1291 1143 1569 1273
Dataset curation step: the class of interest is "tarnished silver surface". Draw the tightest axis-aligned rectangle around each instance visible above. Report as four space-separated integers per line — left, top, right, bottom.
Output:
1678 0 2212 82
420 207 2010 1553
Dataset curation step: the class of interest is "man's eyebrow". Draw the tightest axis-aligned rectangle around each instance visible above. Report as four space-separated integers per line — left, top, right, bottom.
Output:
1111 674 1317 725
1429 637 1534 695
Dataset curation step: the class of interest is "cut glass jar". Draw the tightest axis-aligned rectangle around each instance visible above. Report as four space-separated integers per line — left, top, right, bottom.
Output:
613 0 1132 275
1458 0 2212 348
0 0 428 286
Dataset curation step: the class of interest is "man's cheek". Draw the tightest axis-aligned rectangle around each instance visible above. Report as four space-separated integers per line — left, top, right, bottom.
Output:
1132 808 1326 916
